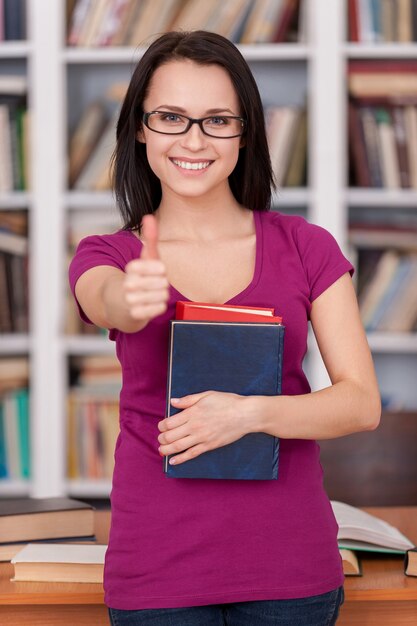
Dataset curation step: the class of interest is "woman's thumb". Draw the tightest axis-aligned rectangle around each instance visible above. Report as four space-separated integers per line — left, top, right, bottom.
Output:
140 214 160 260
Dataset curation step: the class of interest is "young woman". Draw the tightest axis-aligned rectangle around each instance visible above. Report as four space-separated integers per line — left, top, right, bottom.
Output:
69 30 381 626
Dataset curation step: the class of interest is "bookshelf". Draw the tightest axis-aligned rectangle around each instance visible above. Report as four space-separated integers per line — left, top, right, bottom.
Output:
0 0 30 495
0 0 416 500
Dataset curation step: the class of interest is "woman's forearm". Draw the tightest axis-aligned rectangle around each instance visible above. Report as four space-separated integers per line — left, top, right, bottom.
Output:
101 273 149 333
243 380 381 440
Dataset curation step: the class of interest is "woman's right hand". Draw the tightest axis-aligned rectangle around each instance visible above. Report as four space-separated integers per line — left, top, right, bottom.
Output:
123 214 170 323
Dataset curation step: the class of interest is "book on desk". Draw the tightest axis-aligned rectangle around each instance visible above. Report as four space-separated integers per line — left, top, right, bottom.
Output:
0 497 96 562
164 301 285 480
331 501 416 577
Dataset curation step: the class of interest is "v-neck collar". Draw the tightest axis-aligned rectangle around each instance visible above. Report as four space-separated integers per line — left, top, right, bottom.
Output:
126 210 263 306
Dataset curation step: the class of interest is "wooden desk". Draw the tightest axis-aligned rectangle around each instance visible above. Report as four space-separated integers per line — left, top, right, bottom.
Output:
0 508 416 626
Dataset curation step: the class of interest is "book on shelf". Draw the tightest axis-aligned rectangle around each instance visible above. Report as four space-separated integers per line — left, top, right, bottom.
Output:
0 210 29 333
348 60 417 99
67 382 120 480
348 0 417 43
405 547 417 577
0 356 29 391
0 497 96 544
339 548 362 576
1 0 26 42
331 501 415 554
265 105 307 188
165 302 284 480
11 543 106 583
67 0 304 47
68 100 108 187
0 76 29 193
73 104 120 191
0 387 30 479
348 96 417 189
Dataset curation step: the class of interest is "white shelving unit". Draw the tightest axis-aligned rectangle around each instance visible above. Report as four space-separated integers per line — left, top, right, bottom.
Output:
1 0 416 499
0 5 32 497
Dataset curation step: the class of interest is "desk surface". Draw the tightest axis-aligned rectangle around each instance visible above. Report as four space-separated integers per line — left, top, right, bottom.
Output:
0 507 416 605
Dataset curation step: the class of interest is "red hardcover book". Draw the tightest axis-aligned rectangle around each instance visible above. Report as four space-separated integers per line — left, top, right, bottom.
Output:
348 60 417 74
272 0 299 43
348 100 371 187
348 0 360 42
175 301 282 324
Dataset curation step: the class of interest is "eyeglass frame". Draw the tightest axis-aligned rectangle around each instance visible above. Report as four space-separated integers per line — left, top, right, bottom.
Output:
142 111 247 138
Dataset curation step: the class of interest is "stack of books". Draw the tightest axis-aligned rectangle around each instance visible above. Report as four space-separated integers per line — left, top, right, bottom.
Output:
0 496 96 563
164 301 285 480
1 496 108 583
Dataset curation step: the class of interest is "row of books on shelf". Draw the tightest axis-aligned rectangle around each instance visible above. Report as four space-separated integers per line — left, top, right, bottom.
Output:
0 211 29 333
0 356 30 480
348 99 417 189
348 60 417 188
67 388 120 480
67 354 120 479
357 246 417 332
0 76 29 193
0 389 30 481
348 0 417 44
1 497 416 582
0 0 26 42
266 106 307 188
67 0 305 48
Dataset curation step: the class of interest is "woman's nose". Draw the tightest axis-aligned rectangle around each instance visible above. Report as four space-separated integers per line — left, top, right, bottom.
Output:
179 121 208 150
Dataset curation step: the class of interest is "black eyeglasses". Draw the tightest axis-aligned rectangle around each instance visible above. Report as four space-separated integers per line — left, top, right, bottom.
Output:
142 111 246 138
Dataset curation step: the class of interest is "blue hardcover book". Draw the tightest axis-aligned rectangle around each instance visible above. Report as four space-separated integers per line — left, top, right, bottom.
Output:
164 320 285 480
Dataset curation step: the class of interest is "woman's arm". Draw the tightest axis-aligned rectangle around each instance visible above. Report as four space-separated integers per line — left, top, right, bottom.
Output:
244 272 382 440
74 216 169 334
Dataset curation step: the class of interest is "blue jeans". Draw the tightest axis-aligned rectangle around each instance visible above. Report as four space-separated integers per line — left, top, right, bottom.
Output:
108 586 344 625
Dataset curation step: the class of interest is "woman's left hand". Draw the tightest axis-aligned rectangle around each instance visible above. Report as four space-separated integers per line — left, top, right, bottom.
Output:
157 391 252 465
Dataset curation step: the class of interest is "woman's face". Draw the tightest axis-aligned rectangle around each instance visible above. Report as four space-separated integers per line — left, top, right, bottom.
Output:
138 59 243 202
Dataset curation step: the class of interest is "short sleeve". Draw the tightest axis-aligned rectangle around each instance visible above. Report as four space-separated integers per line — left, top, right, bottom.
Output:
68 234 127 325
296 219 355 303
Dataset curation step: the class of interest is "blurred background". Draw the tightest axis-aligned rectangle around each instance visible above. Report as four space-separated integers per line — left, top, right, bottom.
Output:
0 0 416 508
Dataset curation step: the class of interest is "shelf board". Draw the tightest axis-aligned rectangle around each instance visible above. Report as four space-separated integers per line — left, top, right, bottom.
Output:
344 43 417 58
0 41 31 58
61 335 116 355
346 189 417 208
273 187 311 207
65 190 117 209
66 479 111 497
367 333 417 353
63 43 310 64
0 479 31 495
0 334 31 354
0 192 31 209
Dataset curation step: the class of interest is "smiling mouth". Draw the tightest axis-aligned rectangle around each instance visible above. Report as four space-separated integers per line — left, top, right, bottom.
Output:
169 158 213 171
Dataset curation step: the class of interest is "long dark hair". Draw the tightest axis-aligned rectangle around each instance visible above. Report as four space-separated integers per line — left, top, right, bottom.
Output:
111 30 275 231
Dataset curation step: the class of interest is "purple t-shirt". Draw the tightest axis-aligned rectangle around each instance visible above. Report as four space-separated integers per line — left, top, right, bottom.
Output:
68 210 354 610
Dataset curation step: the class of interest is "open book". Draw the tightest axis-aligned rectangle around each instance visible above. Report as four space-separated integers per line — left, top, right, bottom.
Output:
331 501 415 554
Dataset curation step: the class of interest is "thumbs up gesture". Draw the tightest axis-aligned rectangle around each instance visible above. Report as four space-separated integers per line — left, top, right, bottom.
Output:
123 214 170 324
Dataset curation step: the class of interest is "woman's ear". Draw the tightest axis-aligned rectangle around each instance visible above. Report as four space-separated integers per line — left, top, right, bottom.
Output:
239 136 246 149
136 127 146 143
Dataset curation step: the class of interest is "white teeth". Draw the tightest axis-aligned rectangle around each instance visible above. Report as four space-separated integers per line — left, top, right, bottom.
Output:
172 159 211 170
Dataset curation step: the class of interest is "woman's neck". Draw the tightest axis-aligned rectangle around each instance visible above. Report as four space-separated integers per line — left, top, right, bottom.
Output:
155 187 249 243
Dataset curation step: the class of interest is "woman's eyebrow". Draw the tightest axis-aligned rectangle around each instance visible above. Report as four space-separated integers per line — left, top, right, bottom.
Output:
155 104 236 115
